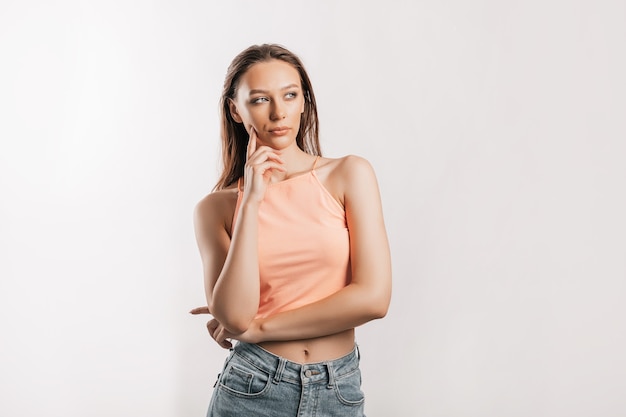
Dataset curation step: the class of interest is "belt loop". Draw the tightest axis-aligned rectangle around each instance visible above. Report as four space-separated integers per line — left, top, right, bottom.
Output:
356 343 361 360
273 357 286 384
325 362 336 389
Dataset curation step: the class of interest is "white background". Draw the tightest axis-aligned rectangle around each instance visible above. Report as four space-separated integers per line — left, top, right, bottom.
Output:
1 1 625 416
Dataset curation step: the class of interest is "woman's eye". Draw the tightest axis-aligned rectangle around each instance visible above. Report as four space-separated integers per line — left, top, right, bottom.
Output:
285 92 297 99
251 97 268 104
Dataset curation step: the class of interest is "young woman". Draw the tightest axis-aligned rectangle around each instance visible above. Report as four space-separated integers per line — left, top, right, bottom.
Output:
191 44 391 417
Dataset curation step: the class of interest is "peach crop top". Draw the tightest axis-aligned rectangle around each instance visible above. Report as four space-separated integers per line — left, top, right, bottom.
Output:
232 157 351 319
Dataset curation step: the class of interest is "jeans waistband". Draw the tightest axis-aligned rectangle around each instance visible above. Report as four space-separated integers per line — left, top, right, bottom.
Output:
231 342 360 386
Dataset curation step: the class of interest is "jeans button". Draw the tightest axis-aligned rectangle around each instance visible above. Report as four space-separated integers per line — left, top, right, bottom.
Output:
304 369 312 377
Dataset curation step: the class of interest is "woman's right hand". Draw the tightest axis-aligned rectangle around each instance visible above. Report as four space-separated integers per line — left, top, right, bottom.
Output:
242 127 285 204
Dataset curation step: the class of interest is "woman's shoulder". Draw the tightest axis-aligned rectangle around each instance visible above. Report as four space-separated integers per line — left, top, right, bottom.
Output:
315 155 378 206
318 154 377 183
194 185 239 229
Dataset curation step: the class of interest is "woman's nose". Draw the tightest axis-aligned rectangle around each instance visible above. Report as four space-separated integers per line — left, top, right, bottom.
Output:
270 102 286 120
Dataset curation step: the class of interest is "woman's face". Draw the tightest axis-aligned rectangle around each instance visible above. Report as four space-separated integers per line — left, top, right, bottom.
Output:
229 59 305 150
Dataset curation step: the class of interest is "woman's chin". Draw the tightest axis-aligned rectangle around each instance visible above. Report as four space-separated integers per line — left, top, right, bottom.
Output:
259 135 297 150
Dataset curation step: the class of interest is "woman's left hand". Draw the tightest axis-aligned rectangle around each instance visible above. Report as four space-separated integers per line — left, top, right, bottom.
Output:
190 306 261 349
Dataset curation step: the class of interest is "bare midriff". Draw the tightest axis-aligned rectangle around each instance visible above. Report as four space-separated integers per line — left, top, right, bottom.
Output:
258 329 355 364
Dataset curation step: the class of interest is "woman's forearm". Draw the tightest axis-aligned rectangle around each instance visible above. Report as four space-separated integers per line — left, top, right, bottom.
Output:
210 201 260 334
253 281 390 342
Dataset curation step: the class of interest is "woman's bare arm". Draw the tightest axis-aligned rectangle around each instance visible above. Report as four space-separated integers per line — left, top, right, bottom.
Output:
193 194 260 334
194 129 284 335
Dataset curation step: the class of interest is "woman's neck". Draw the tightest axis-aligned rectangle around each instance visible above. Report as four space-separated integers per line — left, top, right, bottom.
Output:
268 145 316 183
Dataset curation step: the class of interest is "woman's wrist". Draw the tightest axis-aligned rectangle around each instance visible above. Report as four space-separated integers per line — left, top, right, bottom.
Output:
240 196 262 211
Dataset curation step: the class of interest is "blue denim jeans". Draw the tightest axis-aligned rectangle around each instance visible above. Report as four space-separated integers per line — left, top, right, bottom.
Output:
207 342 365 417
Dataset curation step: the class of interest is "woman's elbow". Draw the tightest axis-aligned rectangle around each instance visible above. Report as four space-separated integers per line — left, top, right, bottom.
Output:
365 290 391 320
217 313 252 335
368 299 390 320
209 302 253 334
223 318 251 335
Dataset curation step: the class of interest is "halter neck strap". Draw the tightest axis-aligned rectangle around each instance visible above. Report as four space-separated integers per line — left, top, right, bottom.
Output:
312 155 321 170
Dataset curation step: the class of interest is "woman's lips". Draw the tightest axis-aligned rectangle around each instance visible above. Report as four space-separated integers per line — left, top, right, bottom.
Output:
268 127 291 136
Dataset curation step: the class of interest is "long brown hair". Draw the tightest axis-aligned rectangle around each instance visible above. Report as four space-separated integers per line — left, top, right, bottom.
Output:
214 44 320 191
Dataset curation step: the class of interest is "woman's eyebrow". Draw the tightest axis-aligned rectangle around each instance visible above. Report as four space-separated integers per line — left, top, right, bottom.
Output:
248 84 300 95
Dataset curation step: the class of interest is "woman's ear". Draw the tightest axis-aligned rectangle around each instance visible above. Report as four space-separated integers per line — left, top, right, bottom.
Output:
228 99 243 123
